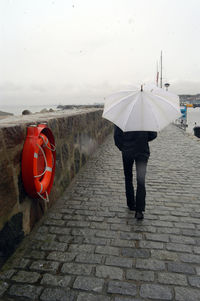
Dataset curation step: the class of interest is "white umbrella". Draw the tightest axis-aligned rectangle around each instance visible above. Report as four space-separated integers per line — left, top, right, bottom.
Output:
102 84 182 132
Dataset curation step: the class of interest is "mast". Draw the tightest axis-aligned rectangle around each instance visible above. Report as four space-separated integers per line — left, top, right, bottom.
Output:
156 61 159 87
160 50 163 88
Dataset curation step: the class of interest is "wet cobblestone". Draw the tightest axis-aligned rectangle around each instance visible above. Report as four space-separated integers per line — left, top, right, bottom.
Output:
1 124 200 300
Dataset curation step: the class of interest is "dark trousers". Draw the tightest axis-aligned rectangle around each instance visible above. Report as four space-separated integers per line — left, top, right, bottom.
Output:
122 151 148 212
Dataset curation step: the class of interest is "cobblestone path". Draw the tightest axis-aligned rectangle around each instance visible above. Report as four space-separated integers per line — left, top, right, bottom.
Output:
1 124 200 301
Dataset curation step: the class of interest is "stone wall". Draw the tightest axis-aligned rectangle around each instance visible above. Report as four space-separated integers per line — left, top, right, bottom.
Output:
0 109 112 264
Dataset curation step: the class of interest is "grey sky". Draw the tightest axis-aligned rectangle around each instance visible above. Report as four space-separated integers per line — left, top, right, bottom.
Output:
1 0 200 105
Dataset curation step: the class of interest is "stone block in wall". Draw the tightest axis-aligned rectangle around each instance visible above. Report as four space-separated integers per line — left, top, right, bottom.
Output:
47 119 59 138
17 171 27 204
60 172 71 192
0 213 24 266
0 132 4 159
2 125 25 150
57 116 74 139
74 148 81 173
0 161 17 222
70 163 75 180
61 143 69 162
30 199 45 231
55 149 63 180
81 153 87 165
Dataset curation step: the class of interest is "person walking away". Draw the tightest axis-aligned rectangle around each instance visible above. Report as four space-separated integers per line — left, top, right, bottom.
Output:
114 125 157 220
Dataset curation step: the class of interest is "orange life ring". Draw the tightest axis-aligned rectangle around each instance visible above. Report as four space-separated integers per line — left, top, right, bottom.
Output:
33 133 53 195
22 124 56 201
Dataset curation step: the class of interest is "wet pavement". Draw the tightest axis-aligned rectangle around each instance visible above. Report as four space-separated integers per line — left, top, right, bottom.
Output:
1 124 200 301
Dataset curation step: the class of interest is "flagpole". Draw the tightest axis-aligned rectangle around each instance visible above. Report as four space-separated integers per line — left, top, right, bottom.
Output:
156 61 159 87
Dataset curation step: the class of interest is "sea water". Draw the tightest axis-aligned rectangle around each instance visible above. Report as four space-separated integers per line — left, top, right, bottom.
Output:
0 104 59 116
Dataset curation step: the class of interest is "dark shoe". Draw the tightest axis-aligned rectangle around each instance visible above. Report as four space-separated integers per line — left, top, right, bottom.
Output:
135 211 144 220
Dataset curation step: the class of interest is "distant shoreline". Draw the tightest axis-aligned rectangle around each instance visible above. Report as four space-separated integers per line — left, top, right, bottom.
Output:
0 103 104 116
0 110 13 119
0 104 59 116
57 104 103 110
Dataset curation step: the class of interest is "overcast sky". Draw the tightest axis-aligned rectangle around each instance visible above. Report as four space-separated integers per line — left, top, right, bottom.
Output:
1 0 200 106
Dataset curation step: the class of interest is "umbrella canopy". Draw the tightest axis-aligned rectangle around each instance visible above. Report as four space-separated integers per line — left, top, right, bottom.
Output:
102 85 182 132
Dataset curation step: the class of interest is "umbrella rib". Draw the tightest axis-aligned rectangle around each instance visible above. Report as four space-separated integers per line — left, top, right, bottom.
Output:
122 92 141 130
103 91 137 115
147 93 180 126
122 91 161 131
151 93 180 111
144 93 163 130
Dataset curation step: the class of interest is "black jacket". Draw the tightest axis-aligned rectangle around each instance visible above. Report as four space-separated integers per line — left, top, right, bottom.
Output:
114 125 157 158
